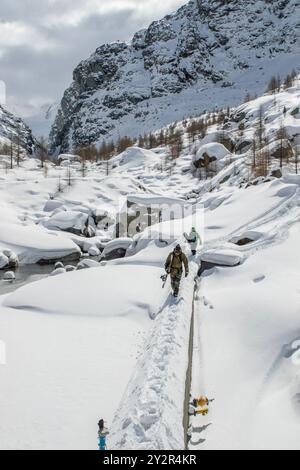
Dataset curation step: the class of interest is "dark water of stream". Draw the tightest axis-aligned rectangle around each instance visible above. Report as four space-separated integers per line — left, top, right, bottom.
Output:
0 264 69 295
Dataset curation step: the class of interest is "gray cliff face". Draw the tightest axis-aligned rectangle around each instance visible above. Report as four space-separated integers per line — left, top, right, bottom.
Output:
0 105 35 155
49 0 300 154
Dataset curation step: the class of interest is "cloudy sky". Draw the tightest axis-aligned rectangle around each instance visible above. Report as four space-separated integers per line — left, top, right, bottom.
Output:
0 0 185 135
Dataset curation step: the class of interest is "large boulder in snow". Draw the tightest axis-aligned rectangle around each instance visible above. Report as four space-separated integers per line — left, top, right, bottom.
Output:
235 138 253 154
42 210 95 237
193 143 231 171
0 250 19 270
200 131 236 152
88 246 100 257
3 271 15 281
57 154 80 165
101 238 132 261
201 249 243 267
0 223 81 265
44 200 64 213
267 139 294 161
0 253 9 269
50 267 66 276
77 259 101 269
270 168 283 179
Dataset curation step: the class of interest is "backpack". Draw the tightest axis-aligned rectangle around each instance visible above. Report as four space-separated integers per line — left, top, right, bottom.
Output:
171 252 184 271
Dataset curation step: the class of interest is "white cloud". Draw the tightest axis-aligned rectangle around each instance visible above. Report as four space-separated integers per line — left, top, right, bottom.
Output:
0 21 58 53
43 0 185 28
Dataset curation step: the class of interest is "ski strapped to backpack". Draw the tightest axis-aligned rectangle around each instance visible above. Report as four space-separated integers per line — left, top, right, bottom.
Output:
160 273 169 288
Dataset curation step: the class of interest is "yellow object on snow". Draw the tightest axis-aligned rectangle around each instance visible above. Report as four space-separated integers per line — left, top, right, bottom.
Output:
196 397 210 407
196 407 209 416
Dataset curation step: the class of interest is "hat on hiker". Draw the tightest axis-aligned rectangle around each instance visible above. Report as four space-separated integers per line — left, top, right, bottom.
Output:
98 419 104 430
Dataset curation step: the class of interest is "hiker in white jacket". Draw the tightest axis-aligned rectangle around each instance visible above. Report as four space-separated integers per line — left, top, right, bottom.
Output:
186 227 202 256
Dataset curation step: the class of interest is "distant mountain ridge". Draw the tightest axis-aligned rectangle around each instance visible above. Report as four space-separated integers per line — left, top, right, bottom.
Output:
49 0 300 154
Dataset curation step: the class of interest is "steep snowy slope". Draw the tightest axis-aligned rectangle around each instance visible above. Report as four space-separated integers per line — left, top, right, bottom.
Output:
49 0 300 153
0 104 35 155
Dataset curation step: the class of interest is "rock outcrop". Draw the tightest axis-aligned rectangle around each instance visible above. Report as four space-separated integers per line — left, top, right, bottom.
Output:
0 105 35 155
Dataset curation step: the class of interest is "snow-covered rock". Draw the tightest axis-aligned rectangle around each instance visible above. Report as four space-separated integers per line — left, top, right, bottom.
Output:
230 230 263 246
1 249 19 268
41 211 90 236
3 271 15 281
0 223 81 264
101 238 133 261
50 267 66 276
201 249 244 267
0 253 9 269
193 142 232 171
88 246 100 257
200 131 236 152
44 200 64 213
65 265 76 272
264 139 294 160
57 154 80 165
54 261 64 269
77 259 101 269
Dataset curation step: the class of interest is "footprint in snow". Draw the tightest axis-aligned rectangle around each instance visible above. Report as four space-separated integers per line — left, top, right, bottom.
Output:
202 296 214 309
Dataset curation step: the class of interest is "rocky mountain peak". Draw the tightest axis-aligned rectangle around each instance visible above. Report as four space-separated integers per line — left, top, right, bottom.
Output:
49 0 300 154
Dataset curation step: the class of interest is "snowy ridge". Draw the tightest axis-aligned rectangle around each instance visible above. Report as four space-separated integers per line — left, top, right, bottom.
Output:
49 0 300 153
109 261 198 450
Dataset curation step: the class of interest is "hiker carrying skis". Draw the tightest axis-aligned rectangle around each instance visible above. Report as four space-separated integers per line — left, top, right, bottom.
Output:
185 227 202 256
165 244 189 297
98 419 109 451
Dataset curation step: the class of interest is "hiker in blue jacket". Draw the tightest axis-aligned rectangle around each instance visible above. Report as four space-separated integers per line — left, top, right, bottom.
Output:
98 419 109 451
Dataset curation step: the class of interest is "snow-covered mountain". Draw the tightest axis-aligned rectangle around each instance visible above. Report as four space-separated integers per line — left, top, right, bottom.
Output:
0 104 35 155
49 0 300 154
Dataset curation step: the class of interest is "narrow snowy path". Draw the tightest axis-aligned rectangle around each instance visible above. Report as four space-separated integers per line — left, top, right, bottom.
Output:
109 261 198 450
